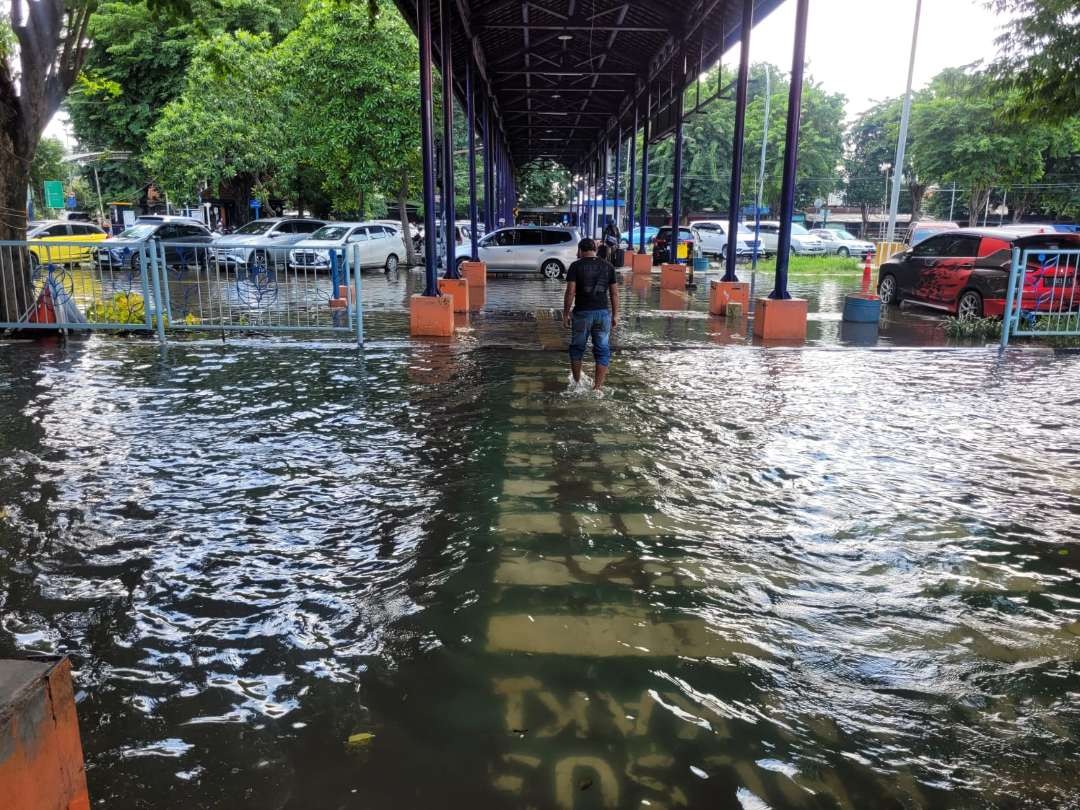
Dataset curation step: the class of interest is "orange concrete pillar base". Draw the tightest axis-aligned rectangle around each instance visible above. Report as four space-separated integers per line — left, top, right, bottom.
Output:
0 657 90 810
660 263 687 290
620 249 632 268
631 252 652 275
709 280 750 316
437 277 470 313
753 297 808 341
460 260 487 289
329 297 347 310
337 285 356 304
410 294 455 337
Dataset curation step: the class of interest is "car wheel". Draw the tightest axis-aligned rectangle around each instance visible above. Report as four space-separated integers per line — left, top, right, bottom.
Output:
130 252 142 273
790 246 797 256
541 259 564 280
877 274 900 307
957 290 983 320
838 246 850 257
29 252 40 272
385 253 399 273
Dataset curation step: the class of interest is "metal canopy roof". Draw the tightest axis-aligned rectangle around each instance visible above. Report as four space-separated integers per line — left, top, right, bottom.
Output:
392 0 785 170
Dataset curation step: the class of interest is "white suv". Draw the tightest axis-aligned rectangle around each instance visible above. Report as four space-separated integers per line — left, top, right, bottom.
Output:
749 221 827 256
690 220 763 259
477 226 581 278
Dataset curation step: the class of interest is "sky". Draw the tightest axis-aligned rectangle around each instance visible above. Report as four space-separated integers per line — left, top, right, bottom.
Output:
727 0 1011 119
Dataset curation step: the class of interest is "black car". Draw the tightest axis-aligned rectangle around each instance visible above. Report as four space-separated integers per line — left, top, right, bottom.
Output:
877 228 1080 319
652 227 695 265
95 221 214 271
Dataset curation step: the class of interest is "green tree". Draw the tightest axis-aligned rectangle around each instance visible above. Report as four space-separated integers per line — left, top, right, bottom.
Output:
68 0 304 203
989 0 1080 120
1 0 96 320
518 160 571 208
911 67 1072 225
645 63 845 219
145 30 288 208
29 136 67 215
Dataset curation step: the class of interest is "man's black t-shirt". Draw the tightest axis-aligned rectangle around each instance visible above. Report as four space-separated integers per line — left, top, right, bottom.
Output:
566 257 617 312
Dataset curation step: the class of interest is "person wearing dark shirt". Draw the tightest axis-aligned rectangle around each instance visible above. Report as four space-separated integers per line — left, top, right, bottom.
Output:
563 238 619 390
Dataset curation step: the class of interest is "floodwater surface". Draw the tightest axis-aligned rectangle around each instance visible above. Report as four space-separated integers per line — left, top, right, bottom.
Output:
0 336 1078 809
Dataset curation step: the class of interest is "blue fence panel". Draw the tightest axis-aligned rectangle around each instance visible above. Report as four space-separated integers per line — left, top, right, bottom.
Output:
1001 246 1080 347
0 237 367 346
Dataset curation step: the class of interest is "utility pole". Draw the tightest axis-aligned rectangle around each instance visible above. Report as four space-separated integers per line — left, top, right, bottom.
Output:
885 0 922 245
752 66 771 272
948 181 956 222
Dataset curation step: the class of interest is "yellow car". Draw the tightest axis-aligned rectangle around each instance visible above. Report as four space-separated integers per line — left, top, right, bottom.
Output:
28 220 108 268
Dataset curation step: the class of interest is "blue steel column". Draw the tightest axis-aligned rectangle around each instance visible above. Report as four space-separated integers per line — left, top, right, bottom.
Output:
771 0 809 300
601 139 608 233
627 103 637 246
723 0 754 282
614 128 622 235
418 0 438 296
483 98 493 231
466 58 479 259
670 59 685 264
638 91 651 253
440 0 458 278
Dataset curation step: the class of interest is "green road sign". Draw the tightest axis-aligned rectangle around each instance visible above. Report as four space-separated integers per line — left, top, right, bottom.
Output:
43 180 65 209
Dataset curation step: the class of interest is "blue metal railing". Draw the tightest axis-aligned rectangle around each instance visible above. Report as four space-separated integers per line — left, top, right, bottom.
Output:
1001 246 1080 348
0 238 365 345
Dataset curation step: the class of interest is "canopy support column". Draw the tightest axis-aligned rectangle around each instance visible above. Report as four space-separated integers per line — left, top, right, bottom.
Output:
723 0 754 283
466 57 479 260
418 0 438 296
670 60 686 265
771 0 809 299
627 103 637 250
638 91 651 254
440 0 458 278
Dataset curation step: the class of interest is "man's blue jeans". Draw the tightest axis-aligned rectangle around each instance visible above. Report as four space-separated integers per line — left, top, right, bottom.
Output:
568 309 612 367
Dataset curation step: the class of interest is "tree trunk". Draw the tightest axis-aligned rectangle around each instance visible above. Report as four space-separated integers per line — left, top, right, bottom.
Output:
0 126 34 323
397 172 417 268
860 202 869 238
968 186 991 226
908 181 926 225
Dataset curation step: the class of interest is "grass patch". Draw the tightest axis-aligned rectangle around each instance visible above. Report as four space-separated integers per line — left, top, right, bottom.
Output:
943 317 1000 341
746 255 864 275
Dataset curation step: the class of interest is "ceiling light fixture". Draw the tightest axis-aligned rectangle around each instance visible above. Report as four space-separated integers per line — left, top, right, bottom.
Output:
557 33 573 41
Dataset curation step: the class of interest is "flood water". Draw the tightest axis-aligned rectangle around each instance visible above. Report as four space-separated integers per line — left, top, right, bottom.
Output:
1 335 1079 809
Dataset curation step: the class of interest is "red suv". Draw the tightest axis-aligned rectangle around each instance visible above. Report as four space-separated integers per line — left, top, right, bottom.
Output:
876 228 1080 318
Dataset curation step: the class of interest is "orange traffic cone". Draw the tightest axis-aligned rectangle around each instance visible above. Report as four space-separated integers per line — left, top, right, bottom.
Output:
861 252 873 296
29 286 57 324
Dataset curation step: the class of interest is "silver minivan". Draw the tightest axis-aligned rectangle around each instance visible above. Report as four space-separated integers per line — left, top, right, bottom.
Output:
477 226 581 278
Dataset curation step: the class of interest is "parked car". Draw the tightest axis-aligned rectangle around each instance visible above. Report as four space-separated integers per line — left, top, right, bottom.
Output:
136 214 208 228
906 220 958 247
94 221 214 271
652 227 695 265
621 225 658 250
289 222 402 273
27 220 108 267
373 219 418 254
808 228 875 258
475 226 580 278
690 220 762 259
212 217 327 268
751 221 827 256
876 227 1080 319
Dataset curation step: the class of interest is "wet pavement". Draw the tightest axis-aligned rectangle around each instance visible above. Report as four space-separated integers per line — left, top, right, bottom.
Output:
1 272 1078 809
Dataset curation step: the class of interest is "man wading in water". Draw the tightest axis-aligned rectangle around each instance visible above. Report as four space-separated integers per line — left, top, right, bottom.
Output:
563 238 619 390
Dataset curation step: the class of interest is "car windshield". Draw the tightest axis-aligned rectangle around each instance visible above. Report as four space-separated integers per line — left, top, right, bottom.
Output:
235 220 276 235
310 226 350 241
117 224 156 239
791 224 810 235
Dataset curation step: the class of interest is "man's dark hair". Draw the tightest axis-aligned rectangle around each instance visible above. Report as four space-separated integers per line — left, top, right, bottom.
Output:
596 244 610 261
578 238 596 253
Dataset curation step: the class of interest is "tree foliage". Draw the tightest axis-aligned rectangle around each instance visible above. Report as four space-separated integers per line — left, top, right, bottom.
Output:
28 134 66 212
518 160 571 207
989 0 1080 120
644 63 845 216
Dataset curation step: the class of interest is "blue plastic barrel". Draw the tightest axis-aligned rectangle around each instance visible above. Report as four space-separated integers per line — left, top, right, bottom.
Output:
692 257 709 275
842 294 882 323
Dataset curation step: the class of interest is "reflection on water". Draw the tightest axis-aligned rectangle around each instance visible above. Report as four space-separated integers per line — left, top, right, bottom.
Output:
1 338 1078 808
